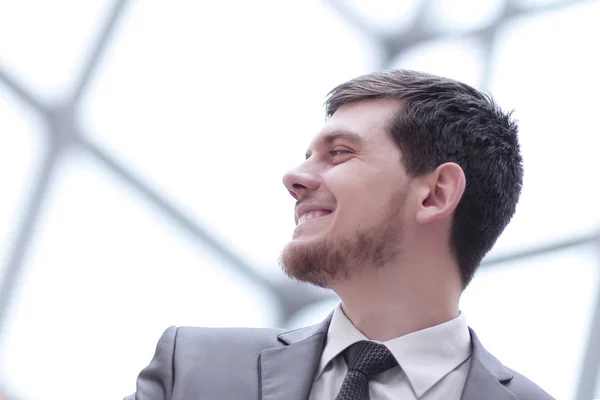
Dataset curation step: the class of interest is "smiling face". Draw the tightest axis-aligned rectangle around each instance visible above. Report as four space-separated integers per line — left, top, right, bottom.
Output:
280 99 416 287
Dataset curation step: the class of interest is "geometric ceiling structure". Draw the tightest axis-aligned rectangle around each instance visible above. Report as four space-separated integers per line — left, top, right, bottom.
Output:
1 0 599 399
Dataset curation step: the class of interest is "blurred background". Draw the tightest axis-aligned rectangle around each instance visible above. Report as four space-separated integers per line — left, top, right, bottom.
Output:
0 0 599 399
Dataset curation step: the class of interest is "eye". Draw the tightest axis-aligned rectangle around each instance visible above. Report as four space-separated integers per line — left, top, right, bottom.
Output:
329 149 351 157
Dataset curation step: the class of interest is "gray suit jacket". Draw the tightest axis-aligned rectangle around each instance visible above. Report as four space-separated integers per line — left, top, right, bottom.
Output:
125 315 555 400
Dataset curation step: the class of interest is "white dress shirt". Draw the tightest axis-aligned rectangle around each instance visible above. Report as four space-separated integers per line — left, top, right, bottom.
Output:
308 304 472 400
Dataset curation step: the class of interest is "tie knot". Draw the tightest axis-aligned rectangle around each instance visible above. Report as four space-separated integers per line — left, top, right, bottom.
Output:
343 341 398 378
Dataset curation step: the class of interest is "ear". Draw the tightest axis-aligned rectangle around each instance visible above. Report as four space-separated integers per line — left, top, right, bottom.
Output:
415 162 466 225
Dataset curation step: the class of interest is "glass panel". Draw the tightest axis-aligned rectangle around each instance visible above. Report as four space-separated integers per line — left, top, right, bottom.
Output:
487 0 600 255
514 0 574 9
80 0 378 276
389 37 485 89
426 0 505 33
343 0 421 33
0 151 279 400
0 86 44 283
461 246 600 400
0 0 112 101
287 296 340 329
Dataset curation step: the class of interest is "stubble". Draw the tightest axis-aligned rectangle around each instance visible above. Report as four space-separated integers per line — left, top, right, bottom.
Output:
280 191 405 288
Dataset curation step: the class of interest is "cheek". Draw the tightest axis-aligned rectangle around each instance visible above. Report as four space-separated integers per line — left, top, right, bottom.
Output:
327 168 400 227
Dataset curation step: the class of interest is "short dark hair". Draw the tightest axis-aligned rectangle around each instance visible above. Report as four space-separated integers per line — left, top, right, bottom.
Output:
325 69 523 287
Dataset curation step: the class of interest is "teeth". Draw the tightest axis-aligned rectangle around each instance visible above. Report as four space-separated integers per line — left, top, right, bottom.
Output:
299 210 331 224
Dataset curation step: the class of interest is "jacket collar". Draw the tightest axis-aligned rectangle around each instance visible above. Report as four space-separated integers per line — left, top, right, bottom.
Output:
259 314 517 400
469 328 513 381
460 328 516 400
277 313 332 345
259 313 332 400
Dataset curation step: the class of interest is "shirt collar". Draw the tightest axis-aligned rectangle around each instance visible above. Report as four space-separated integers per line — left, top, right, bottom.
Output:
316 303 472 398
316 304 369 380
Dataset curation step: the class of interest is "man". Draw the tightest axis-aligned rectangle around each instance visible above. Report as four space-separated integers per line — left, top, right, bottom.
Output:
125 70 554 399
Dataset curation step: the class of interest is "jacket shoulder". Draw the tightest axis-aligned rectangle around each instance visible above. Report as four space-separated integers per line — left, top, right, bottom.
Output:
176 325 286 347
172 326 286 368
124 326 288 400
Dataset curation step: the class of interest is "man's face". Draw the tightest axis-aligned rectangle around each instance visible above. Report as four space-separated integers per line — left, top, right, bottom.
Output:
280 99 414 287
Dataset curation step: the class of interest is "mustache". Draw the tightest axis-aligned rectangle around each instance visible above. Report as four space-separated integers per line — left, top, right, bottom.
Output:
295 196 337 209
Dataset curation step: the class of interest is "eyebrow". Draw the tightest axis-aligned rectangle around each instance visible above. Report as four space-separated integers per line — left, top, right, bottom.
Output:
305 130 365 159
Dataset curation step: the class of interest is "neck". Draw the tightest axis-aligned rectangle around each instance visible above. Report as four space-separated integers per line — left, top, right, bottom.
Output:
331 257 462 341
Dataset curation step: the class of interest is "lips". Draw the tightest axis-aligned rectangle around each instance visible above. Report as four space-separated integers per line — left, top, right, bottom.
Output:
295 202 335 225
297 209 333 224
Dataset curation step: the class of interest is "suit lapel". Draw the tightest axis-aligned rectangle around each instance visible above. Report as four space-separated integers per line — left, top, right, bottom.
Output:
461 328 516 400
259 318 518 400
259 314 332 400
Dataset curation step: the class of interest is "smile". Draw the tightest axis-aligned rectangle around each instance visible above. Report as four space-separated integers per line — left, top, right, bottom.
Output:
297 210 333 225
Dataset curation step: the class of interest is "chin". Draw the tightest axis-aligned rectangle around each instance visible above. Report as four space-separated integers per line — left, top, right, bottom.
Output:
280 233 345 289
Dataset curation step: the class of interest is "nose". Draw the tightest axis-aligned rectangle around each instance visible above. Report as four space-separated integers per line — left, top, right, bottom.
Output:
282 164 321 200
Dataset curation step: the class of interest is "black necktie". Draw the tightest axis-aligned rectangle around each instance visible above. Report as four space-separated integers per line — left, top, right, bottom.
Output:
335 340 399 400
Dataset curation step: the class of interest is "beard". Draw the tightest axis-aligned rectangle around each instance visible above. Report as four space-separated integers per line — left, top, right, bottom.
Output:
280 192 405 288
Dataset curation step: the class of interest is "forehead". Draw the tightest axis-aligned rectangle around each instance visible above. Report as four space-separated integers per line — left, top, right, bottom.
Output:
309 98 404 150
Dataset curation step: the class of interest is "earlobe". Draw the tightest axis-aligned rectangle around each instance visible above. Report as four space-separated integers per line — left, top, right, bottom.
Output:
416 163 465 225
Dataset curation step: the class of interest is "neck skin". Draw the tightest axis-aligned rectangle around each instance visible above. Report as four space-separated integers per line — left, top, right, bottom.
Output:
330 228 463 342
